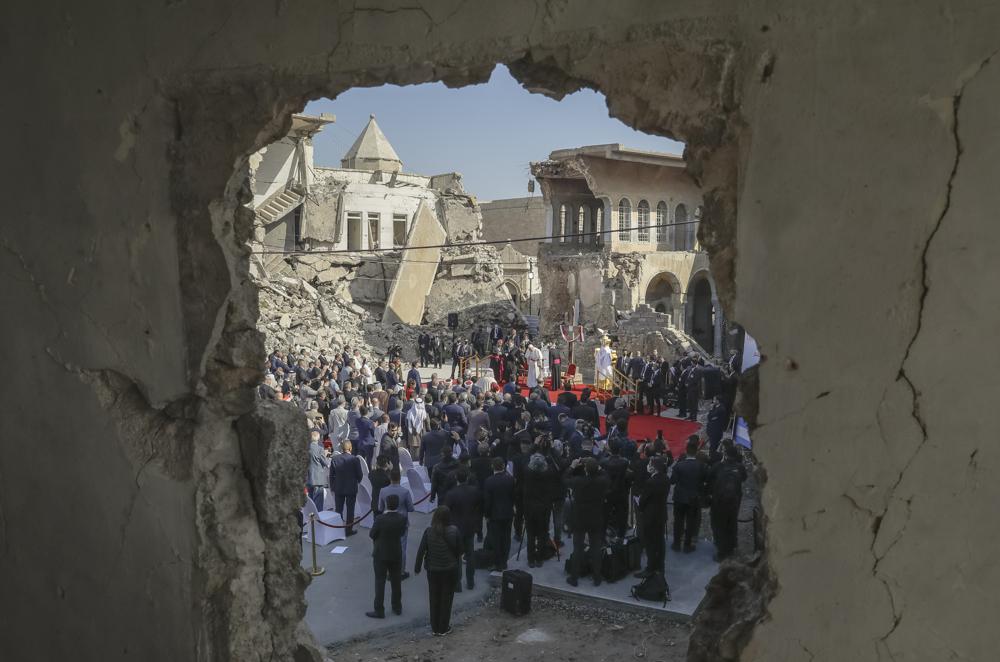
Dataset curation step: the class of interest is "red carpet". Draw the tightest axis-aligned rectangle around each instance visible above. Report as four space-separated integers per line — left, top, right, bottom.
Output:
515 383 702 457
601 414 701 458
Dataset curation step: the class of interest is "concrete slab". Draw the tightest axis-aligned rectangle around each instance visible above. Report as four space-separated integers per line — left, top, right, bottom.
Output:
498 532 717 617
301 510 492 645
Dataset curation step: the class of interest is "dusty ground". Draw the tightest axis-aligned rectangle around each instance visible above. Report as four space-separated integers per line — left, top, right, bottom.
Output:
327 593 690 662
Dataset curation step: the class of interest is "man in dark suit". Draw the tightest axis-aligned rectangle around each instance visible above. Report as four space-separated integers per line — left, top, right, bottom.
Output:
444 469 483 590
330 441 364 536
635 456 669 578
442 394 468 433
483 457 515 571
366 494 407 619
564 457 611 587
670 436 708 552
638 356 656 414
406 362 422 389
420 419 448 477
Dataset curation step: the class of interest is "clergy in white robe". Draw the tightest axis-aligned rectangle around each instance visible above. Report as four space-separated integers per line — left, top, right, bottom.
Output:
595 339 613 390
525 344 544 388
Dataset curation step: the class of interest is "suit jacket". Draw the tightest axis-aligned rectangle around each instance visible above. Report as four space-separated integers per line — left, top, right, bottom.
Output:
329 452 363 495
670 457 707 505
378 483 414 514
308 442 330 487
370 510 407 563
420 430 448 467
564 468 611 528
443 483 482 536
637 472 669 523
443 403 467 430
465 410 491 443
483 472 515 520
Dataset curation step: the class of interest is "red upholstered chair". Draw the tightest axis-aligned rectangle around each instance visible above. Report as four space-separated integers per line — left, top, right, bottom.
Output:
563 363 578 389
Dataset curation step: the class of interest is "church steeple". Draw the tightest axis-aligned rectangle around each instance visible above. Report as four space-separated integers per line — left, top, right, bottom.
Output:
340 114 403 172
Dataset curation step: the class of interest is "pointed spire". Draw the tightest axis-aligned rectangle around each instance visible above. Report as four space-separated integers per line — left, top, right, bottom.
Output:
341 114 402 172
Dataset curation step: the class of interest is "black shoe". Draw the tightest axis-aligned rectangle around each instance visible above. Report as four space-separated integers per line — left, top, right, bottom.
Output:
392 607 402 615
670 542 681 552
401 571 411 580
566 576 578 587
442 628 453 636
593 578 603 587
634 570 652 579
365 611 385 619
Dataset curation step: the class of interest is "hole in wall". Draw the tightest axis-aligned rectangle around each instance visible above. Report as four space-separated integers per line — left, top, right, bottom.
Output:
206 49 766 661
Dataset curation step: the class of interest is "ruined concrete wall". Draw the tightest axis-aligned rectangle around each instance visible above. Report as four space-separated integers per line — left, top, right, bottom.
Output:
4 2 1000 662
480 196 548 255
383 201 446 325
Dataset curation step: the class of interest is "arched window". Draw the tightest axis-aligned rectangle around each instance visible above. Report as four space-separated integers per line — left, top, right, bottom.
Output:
637 200 650 242
577 206 586 241
656 201 668 245
675 203 688 249
618 198 632 241
559 203 568 242
596 205 605 244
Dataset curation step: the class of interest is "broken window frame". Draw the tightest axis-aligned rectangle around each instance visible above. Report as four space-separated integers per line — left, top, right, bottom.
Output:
392 212 408 247
367 212 380 250
618 197 632 242
637 199 650 242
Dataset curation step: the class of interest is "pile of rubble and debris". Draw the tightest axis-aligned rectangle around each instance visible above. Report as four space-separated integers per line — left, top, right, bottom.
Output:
252 247 523 360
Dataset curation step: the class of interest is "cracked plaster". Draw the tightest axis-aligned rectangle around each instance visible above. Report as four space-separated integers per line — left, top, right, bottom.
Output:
2 2 999 662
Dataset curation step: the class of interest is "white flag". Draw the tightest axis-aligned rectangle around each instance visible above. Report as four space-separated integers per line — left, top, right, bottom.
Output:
734 417 752 449
741 332 761 372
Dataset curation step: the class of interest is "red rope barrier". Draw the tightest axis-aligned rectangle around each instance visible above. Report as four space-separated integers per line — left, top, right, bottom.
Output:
313 490 433 529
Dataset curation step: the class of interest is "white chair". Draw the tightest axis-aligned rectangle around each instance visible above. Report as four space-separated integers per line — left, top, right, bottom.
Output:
355 483 376 529
359 455 370 479
400 449 430 483
406 468 435 513
398 448 415 472
321 487 337 511
302 497 346 545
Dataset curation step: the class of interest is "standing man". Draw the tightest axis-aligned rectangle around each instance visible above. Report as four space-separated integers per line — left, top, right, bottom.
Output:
366 494 407 619
634 456 669 579
670 437 707 552
549 342 563 391
708 443 747 561
443 469 482 590
638 355 656 415
330 441 364 536
483 457 515 572
379 469 415 580
307 430 331 510
524 342 544 389
684 357 703 422
564 457 610 587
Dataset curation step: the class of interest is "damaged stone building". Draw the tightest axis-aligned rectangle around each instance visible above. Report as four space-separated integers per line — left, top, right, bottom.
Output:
531 144 723 355
248 113 520 353
7 3 1000 662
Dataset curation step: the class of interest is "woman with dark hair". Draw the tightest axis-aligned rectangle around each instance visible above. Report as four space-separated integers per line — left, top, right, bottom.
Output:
414 505 462 636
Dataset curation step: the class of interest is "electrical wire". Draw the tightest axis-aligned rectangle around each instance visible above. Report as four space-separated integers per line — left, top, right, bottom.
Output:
254 220 699 256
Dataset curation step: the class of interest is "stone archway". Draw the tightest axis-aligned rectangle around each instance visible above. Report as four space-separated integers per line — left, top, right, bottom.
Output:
686 271 716 353
643 271 682 323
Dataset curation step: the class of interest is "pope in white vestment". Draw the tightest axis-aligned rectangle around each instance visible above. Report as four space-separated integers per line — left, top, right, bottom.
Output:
595 339 613 390
525 344 543 388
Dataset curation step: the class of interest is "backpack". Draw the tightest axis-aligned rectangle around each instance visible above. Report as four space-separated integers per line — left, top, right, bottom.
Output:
631 571 670 605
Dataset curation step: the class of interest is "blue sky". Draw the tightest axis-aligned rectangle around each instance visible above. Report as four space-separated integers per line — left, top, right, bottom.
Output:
304 65 683 201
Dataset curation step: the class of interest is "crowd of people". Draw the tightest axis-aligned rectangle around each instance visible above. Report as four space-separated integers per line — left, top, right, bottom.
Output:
264 326 750 636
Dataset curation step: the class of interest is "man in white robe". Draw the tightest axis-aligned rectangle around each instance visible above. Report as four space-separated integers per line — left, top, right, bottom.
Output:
525 343 544 388
595 338 613 390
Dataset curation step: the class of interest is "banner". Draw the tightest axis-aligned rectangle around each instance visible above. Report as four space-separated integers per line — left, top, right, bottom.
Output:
734 417 752 449
741 332 761 373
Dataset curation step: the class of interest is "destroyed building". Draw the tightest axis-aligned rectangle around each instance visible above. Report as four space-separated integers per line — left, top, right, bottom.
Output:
531 144 724 356
9 4 1000 662
248 113 521 355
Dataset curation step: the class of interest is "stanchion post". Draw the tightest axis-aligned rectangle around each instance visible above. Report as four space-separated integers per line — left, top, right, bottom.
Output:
308 513 325 577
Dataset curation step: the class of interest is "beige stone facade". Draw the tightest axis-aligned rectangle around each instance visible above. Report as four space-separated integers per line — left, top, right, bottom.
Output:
532 144 722 354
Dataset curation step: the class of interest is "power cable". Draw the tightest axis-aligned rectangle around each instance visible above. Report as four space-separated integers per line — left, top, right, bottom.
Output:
254 220 698 256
